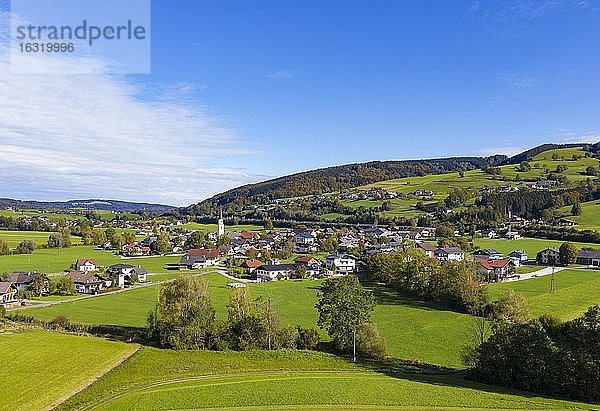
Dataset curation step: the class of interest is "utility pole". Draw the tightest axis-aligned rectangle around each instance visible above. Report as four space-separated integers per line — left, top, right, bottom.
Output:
550 266 556 293
353 329 356 362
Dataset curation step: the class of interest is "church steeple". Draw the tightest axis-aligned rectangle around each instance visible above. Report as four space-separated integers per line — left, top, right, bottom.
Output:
217 208 225 236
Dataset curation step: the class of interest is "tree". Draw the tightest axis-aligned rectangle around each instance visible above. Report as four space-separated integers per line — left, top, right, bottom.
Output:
518 161 531 172
559 242 578 266
584 166 598 176
148 276 215 349
185 231 207 249
263 219 274 230
152 231 172 254
491 289 530 328
16 239 36 254
29 275 48 298
257 297 280 350
316 275 375 358
356 322 387 359
320 235 338 253
217 234 231 246
0 240 10 256
55 277 76 296
571 202 582 216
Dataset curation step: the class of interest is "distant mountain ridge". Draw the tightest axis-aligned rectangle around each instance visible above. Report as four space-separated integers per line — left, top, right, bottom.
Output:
0 198 175 213
183 154 508 214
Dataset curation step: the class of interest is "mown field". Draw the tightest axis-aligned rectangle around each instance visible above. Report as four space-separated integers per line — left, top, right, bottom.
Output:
0 209 87 221
489 269 600 320
58 347 594 410
0 330 138 411
557 199 600 231
0 230 73 248
0 243 181 274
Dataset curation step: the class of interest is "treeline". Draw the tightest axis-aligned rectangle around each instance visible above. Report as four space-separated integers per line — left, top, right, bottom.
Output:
147 276 319 351
521 225 600 244
366 250 487 313
181 155 507 214
469 305 600 403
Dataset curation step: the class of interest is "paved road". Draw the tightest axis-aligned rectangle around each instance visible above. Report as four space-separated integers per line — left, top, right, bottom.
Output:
504 266 567 282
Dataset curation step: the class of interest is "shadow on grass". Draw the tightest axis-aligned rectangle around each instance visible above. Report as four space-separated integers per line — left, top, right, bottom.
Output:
362 279 466 314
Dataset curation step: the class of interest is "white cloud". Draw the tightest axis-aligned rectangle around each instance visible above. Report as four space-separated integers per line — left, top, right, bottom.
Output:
0 15 263 206
495 72 538 89
268 70 296 80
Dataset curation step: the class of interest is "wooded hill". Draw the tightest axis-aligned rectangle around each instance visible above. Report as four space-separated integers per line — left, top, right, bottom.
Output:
183 155 507 214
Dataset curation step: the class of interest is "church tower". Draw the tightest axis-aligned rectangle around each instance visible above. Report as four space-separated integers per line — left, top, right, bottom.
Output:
217 208 225 236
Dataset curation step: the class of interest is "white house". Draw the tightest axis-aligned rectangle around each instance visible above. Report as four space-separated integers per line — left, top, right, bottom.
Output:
434 247 465 262
66 272 111 294
255 264 298 282
325 254 357 273
106 264 148 288
0 282 18 307
537 248 560 266
75 259 97 272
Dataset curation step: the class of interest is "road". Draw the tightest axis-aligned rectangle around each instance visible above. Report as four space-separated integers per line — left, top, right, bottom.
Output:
504 266 567 282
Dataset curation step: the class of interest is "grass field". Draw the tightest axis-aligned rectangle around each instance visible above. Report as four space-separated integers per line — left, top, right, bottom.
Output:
59 347 594 410
0 209 87 221
0 230 57 248
557 199 600 231
23 273 472 368
0 244 181 274
0 330 138 411
489 269 600 320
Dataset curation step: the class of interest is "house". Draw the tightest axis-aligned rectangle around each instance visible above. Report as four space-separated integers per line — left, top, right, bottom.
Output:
475 258 515 281
179 248 220 269
65 272 111 294
576 250 600 267
75 259 97 272
295 232 317 245
121 243 151 257
106 264 148 288
294 255 320 266
508 250 528 265
416 241 437 258
6 272 48 292
325 254 357 273
472 249 503 260
255 264 299 282
240 231 261 241
434 247 465 262
241 259 263 273
505 231 522 240
0 282 18 307
480 229 499 239
537 248 560 266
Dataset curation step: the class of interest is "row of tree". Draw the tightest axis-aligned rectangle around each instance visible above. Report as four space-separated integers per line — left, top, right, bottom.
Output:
366 250 487 312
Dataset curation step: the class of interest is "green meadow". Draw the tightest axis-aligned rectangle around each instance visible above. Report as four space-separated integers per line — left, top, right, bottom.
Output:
0 330 137 411
557 199 600 231
489 269 600 320
0 244 181 274
0 230 67 248
59 347 594 411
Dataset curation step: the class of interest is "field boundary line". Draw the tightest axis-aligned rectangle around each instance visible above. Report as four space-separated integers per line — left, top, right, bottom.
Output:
47 343 141 411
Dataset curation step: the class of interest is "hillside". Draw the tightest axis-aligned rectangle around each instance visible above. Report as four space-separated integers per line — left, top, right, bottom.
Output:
183 155 507 214
0 198 175 213
180 143 599 227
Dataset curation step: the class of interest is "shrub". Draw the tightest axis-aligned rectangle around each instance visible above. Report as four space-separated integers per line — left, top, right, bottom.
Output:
356 322 387 359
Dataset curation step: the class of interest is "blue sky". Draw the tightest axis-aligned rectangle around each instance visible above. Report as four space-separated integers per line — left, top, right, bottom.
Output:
1 0 600 205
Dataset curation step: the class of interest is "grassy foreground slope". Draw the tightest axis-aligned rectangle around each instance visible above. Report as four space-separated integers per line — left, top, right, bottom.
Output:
558 199 600 231
0 330 138 411
59 347 594 410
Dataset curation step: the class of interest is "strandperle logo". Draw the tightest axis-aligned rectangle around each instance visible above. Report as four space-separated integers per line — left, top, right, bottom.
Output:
15 20 147 46
9 0 151 74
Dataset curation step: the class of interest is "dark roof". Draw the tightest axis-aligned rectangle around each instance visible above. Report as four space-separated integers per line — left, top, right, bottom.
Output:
7 272 40 285
577 250 600 259
187 248 219 259
179 255 207 265
416 242 438 252
108 264 135 270
436 247 464 254
0 282 15 294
